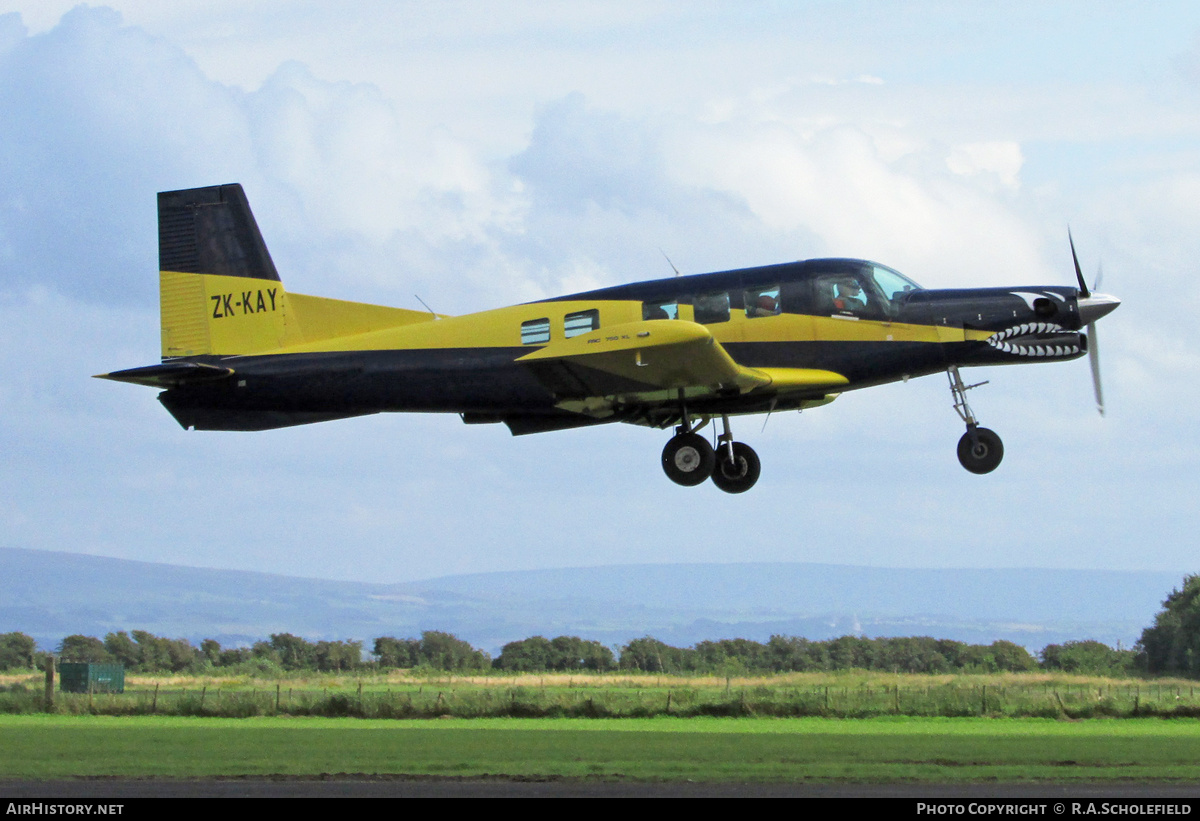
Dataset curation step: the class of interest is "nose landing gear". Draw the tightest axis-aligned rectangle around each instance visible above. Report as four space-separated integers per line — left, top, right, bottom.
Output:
957 426 1004 474
948 366 1004 474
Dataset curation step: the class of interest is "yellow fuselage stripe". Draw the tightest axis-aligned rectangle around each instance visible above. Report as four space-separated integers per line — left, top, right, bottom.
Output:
164 271 994 359
259 299 992 355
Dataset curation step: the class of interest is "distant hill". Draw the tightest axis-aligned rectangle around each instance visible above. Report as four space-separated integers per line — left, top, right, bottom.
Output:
0 547 1183 655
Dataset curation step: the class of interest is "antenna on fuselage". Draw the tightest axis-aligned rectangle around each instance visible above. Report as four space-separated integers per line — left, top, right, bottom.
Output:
760 397 778 433
414 294 439 319
659 249 681 277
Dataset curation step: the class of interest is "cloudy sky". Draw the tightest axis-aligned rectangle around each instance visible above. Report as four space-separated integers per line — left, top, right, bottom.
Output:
2 2 1198 584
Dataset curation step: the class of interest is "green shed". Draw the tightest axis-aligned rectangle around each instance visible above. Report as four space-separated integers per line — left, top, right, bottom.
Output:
59 662 125 693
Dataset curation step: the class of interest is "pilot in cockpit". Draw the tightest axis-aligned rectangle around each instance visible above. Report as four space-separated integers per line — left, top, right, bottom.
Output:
833 279 866 313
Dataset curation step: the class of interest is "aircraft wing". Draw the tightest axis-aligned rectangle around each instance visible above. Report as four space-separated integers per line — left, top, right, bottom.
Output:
516 319 847 399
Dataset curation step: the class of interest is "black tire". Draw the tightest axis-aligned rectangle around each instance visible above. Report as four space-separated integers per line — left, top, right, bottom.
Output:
662 433 716 486
957 427 1004 474
711 441 761 493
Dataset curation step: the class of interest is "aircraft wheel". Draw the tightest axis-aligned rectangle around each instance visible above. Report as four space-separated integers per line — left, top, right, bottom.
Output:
662 433 716 486
957 428 1004 474
711 442 761 494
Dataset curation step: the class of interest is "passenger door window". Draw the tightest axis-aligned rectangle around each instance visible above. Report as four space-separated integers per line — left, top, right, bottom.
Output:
564 309 600 338
521 318 550 344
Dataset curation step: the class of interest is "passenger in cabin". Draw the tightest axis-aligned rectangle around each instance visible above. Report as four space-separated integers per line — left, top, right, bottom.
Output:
745 291 780 318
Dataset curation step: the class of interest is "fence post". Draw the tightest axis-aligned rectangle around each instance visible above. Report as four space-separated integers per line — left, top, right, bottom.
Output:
43 655 55 713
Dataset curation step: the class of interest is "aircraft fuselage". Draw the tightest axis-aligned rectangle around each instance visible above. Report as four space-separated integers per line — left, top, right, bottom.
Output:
155 259 1088 434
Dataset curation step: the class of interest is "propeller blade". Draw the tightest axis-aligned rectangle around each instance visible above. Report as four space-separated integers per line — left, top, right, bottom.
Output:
1069 229 1090 298
1093 261 1103 293
1070 233 1110 415
1088 321 1104 416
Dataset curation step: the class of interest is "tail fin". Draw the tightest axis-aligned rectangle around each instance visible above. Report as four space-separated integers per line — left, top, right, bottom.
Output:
158 184 288 358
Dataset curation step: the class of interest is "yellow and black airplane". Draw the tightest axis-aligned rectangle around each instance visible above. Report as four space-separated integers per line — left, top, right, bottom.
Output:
98 184 1120 493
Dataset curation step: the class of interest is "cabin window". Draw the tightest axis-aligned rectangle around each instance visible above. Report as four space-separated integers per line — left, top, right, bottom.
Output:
781 279 814 315
521 317 551 345
564 309 600 338
693 291 730 324
642 300 679 320
744 285 781 318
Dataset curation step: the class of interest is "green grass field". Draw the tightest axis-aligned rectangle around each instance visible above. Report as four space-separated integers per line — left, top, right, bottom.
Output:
4 715 1200 782
5 669 1197 720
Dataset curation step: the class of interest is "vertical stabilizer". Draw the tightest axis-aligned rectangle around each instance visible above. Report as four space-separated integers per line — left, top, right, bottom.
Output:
158 184 287 358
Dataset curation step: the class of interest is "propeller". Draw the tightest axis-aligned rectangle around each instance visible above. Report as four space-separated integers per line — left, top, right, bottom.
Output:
1069 230 1120 416
1069 230 1089 298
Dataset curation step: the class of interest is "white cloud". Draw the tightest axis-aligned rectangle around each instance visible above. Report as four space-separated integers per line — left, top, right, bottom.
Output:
0 7 532 311
0 7 253 303
667 119 1047 286
946 141 1024 190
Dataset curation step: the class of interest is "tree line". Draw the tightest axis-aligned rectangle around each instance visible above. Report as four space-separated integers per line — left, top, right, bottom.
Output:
0 629 1156 677
2 574 1196 677
0 630 487 675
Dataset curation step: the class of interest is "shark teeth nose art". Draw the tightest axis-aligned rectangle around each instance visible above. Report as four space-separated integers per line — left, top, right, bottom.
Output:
985 322 1082 358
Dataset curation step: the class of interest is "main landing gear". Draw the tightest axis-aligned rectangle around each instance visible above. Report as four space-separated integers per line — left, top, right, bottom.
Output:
661 431 715 486
711 438 761 494
661 398 761 493
947 366 1003 474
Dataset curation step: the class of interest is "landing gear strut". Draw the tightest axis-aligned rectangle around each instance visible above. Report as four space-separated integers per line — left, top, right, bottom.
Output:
947 366 1003 474
710 415 761 494
661 392 715 486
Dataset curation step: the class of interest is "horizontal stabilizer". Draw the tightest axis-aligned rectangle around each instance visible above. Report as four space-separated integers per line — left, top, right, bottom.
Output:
94 362 234 389
157 395 375 431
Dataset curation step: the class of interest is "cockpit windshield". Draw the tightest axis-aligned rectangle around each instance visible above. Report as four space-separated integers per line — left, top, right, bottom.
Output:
869 264 921 302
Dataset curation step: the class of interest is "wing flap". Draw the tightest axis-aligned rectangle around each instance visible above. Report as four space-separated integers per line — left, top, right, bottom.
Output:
755 367 848 391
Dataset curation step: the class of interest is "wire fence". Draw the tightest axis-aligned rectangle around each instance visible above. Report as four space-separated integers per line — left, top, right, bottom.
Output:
5 679 1199 719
